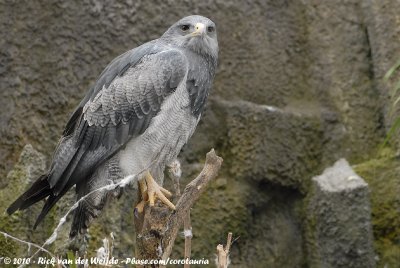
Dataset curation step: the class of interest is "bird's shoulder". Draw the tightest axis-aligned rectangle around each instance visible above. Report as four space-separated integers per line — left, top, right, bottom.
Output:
82 48 188 126
64 41 188 136
93 42 188 97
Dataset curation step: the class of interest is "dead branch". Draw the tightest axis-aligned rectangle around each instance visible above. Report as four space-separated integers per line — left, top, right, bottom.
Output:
133 149 223 267
183 212 192 268
216 232 232 268
167 160 192 268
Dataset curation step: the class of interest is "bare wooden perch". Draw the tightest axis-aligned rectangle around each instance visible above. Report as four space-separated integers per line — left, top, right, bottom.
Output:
183 212 192 268
216 232 232 268
134 149 223 267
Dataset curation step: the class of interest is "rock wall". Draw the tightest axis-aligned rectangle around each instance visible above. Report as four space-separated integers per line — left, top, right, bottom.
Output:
1 0 399 267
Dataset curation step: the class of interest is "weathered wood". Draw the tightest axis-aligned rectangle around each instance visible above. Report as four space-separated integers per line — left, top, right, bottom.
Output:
133 149 223 267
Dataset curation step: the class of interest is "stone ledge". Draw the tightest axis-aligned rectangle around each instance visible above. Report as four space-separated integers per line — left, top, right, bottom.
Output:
307 158 376 268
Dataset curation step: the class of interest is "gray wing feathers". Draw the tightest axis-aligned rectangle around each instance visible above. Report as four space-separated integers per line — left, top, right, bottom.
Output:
81 50 187 150
49 48 188 195
83 51 187 128
63 41 160 137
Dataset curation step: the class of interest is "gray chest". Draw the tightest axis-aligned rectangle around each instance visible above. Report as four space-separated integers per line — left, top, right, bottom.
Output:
117 82 199 178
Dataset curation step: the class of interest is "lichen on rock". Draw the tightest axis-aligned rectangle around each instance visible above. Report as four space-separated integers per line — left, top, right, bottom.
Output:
353 151 400 268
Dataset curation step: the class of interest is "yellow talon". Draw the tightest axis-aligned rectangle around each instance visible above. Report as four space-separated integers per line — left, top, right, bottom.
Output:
134 171 176 213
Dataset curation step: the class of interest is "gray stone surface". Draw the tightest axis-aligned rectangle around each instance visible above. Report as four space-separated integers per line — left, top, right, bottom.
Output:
192 98 324 191
307 159 375 268
0 0 399 267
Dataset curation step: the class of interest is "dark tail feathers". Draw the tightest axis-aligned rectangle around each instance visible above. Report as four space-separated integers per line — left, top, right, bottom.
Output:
69 202 91 238
7 174 54 229
69 189 105 239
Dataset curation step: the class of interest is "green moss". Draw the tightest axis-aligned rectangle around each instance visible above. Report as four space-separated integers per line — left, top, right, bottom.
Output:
0 144 59 262
0 215 20 260
86 220 106 257
67 251 77 268
353 151 400 267
302 176 324 268
0 165 28 259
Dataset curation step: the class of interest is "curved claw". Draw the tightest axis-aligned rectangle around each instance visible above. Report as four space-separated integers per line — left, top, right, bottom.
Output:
134 171 176 213
145 171 176 210
135 200 146 214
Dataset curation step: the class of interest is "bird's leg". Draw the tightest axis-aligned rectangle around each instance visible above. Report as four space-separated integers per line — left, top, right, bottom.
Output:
135 171 176 213
135 179 148 213
167 159 182 197
145 171 175 210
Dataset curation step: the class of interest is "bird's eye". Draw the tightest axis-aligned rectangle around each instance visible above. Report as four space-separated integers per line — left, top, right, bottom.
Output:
180 24 190 31
207 26 215 33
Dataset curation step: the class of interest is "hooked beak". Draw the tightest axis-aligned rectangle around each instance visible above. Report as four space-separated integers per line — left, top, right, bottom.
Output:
191 23 206 36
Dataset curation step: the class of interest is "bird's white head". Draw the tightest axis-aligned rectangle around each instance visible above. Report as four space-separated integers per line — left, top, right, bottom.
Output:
162 15 218 62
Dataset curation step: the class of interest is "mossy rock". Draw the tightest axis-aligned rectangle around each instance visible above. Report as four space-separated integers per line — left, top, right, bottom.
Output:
0 145 71 265
353 151 400 267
